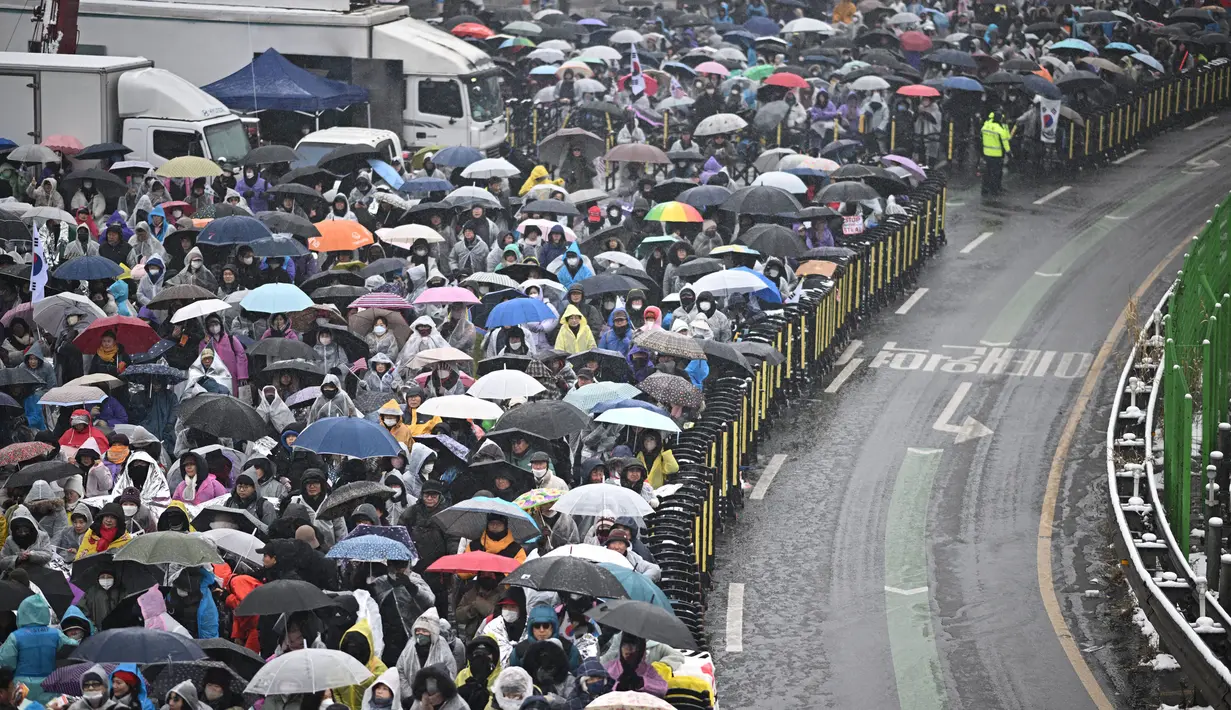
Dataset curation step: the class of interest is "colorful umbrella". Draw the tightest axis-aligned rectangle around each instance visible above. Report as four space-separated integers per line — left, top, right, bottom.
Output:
309 220 373 252
644 201 703 223
72 315 160 353
514 487 566 510
349 292 412 310
0 441 52 467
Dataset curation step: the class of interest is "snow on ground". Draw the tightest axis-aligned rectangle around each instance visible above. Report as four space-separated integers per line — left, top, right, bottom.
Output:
1145 654 1181 671
1133 606 1161 649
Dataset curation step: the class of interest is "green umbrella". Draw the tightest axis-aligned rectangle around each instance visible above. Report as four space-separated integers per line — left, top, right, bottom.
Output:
744 64 775 81
114 531 223 566
634 235 681 257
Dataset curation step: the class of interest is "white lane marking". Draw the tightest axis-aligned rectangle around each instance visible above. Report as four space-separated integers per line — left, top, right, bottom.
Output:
885 585 930 596
947 201 967 207
1033 186 1072 205
1102 214 1129 220
726 583 745 653
1112 148 1146 165
960 231 994 254
1187 115 1218 131
750 453 788 501
1034 271 1063 277
979 340 1010 347
896 288 929 315
824 357 865 393
836 339 863 366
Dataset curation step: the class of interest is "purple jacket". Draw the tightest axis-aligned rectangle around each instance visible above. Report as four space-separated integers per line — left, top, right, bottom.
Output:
173 473 229 505
200 333 249 395
603 659 668 697
235 176 270 213
98 396 128 427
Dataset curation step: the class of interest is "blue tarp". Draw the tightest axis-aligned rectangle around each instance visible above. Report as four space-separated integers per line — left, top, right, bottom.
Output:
201 48 369 112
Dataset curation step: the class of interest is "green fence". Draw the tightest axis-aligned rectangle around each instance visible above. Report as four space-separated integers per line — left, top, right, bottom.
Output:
1164 196 1231 552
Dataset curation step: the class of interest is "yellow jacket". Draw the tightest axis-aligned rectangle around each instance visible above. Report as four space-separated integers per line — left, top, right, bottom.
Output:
638 448 679 488
555 305 598 353
75 528 132 560
981 115 1011 157
833 0 857 23
518 166 563 196
332 619 387 710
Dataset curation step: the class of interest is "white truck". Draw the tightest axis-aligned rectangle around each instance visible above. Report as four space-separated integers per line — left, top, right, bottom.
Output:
0 0 508 154
0 52 251 165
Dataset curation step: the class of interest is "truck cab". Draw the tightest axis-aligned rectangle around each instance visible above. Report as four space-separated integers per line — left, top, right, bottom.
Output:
118 68 250 165
294 127 404 166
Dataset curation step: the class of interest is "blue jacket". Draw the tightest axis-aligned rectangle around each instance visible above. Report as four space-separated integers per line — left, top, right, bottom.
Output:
555 244 593 289
110 664 156 710
598 308 633 356
23 392 45 430
685 359 709 388
109 281 133 317
147 205 171 243
0 595 76 682
192 568 220 639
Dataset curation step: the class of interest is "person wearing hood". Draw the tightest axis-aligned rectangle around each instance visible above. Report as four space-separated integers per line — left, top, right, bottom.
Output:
168 247 217 290
362 354 404 394
113 451 170 503
235 168 269 213
156 500 193 533
639 306 663 332
661 241 693 296
172 451 227 505
26 176 65 209
63 222 101 261
146 205 172 243
0 595 76 703
109 665 157 710
671 286 698 325
555 242 593 291
76 502 130 559
23 481 65 543
1 317 32 368
565 657 610 710
60 409 109 456
693 291 732 342
604 633 667 697
307 374 362 423
553 305 596 354
360 667 399 710
399 385 443 438
98 222 130 266
56 501 92 562
185 348 233 398
395 608 455 695
164 566 219 640
692 220 725 257
761 257 792 296
488 667 533 710
0 507 54 571
135 253 166 306
22 345 56 392
222 470 277 526
311 327 349 372
274 430 325 494
364 317 401 361
408 665 468 710
519 639 573 703
560 284 601 343
397 316 449 369
129 224 167 267
373 399 414 449
636 430 677 489
325 194 357 222
454 635 500 710
108 281 133 318
256 385 296 434
334 618 387 710
160 680 209 710
261 312 299 341
248 457 289 500
67 664 117 710
508 606 581 671
447 222 489 277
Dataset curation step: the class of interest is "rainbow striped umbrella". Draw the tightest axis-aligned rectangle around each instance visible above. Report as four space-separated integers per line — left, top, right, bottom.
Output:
645 201 703 223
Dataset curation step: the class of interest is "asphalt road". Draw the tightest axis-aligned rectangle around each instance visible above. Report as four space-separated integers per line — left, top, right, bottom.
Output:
708 115 1231 709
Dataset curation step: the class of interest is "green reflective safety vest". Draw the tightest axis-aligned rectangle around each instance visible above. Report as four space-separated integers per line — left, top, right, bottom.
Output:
981 117 1010 158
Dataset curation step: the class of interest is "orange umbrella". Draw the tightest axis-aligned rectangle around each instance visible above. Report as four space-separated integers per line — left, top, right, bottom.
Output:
796 260 838 278
309 220 374 252
451 22 494 39
1033 67 1054 81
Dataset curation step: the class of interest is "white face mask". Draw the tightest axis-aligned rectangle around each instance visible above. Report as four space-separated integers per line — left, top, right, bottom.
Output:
414 248 428 256
436 369 451 379
84 692 105 707
382 417 399 427
176 588 189 597
241 256 254 265
373 325 387 336
190 259 202 270
203 687 224 702
98 577 115 590
122 504 138 517
501 608 520 623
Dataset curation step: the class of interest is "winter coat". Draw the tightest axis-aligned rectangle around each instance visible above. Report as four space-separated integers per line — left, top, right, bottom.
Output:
55 501 91 561
24 480 66 543
555 244 593 290
0 506 54 570
0 594 77 703
109 663 157 710
395 609 457 695
603 657 668 697
198 334 247 398
161 679 211 710
235 175 269 213
597 308 634 356
307 374 362 423
448 237 489 276
407 665 469 710
173 472 228 505
136 255 166 306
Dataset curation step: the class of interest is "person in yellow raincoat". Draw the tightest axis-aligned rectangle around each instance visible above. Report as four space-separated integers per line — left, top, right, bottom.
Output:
378 399 416 448
554 305 597 354
334 618 386 710
833 0 857 23
518 166 564 197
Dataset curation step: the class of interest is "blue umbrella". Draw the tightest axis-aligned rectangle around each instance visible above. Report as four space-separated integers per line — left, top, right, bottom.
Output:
530 65 560 76
731 266 782 303
400 176 454 195
1131 52 1165 73
325 535 415 562
295 416 401 458
123 363 187 383
1020 74 1062 100
598 562 674 611
340 523 417 553
71 628 207 663
1105 42 1138 52
562 382 642 412
1050 38 1098 54
366 158 404 191
485 297 555 327
591 398 669 417
919 7 949 27
940 75 984 92
240 283 313 314
432 146 484 168
197 215 272 246
742 17 780 37
53 255 124 280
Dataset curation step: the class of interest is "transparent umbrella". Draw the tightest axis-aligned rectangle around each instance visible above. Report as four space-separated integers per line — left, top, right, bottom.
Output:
244 649 373 695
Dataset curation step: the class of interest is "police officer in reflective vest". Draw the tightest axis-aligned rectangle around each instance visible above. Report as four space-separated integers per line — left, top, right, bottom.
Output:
981 111 1011 196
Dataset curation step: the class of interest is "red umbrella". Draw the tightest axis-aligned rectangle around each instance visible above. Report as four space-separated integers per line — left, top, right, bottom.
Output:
899 30 933 51
897 84 941 97
451 22 494 39
763 72 810 89
73 315 160 354
427 551 523 574
41 135 84 155
158 201 194 217
617 73 660 95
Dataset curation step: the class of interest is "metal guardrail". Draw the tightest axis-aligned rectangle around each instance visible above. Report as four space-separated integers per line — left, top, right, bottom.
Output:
1109 285 1231 708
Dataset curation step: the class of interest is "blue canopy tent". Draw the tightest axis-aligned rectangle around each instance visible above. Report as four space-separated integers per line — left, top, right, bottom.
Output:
201 48 370 129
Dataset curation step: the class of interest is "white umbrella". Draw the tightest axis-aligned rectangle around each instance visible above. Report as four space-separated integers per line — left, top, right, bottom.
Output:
170 298 232 324
553 483 654 518
377 224 445 248
751 171 808 194
752 147 796 173
544 543 633 568
595 407 681 433
850 75 891 91
584 692 675 710
574 78 607 94
416 394 503 420
694 113 748 137
594 251 644 271
520 278 566 298
198 528 264 565
468 370 546 400
567 188 608 204
524 183 570 201
534 8 564 19
580 45 621 62
8 145 59 164
538 39 574 52
444 186 502 209
527 47 566 63
609 29 645 44
32 292 105 331
691 268 770 296
717 47 747 64
888 11 921 25
22 206 77 223
781 17 834 33
245 649 373 695
39 385 106 407
461 158 521 179
534 85 559 104
65 373 122 389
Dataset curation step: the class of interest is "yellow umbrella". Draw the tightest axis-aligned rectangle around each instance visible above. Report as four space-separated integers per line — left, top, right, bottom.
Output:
156 156 222 179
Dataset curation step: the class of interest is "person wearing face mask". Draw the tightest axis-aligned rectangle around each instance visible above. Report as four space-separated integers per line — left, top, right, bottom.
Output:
199 314 248 397
375 399 414 447
197 668 241 710
693 291 732 341
62 223 100 261
168 246 217 290
363 316 400 360
0 507 54 571
70 177 106 220
439 303 477 353
67 665 117 710
638 305 663 332
363 355 404 394
348 171 376 206
492 325 532 358
671 286 699 324
235 168 269 212
361 669 399 710
134 253 166 306
519 639 574 704
307 374 362 423
311 327 349 372
564 658 610 710
454 635 500 710
397 316 449 369
555 243 593 290
232 246 262 290
260 256 293 285
482 589 528 668
326 194 357 222
408 665 469 710
526 451 568 492
760 256 793 295
623 288 647 328
395 608 454 693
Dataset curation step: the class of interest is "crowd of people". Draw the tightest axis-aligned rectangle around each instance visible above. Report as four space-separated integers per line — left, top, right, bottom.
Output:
0 0 1221 708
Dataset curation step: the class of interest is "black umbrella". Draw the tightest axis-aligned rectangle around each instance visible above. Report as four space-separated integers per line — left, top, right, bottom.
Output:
1055 70 1107 92
720 185 802 215
497 263 556 283
701 339 754 373
317 481 395 520
147 284 216 310
731 341 786 365
584 599 699 650
278 166 339 188
25 566 77 616
450 459 534 503
212 203 252 218
143 660 250 702
816 180 880 203
522 199 580 217
192 506 269 537
311 284 369 306
70 551 159 595
75 142 133 161
567 348 634 382
247 337 320 362
492 400 589 439
478 354 533 376
829 163 877 180
675 257 725 280
129 340 175 366
503 556 628 598
235 579 339 616
573 272 643 297
60 169 128 196
738 224 804 258
180 395 269 440
318 144 380 175
983 70 1024 86
251 236 310 258
270 182 325 202
0 368 43 388
650 179 697 203
71 628 208 663
4 460 79 488
195 638 266 680
242 145 302 166
258 211 321 238
300 269 366 291
361 258 407 278
0 580 33 612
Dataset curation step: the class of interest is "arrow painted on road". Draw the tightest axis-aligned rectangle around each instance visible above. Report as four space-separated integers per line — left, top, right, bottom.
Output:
932 382 993 444
1185 140 1231 172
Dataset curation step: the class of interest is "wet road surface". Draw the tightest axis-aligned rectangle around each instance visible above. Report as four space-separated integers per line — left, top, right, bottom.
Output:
708 116 1231 709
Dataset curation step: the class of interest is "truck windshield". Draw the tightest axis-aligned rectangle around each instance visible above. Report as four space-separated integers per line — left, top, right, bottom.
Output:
294 142 338 166
467 74 503 123
204 120 251 164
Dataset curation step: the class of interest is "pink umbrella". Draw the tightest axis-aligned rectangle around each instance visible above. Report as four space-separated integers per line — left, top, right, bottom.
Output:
695 61 730 76
880 154 927 181
41 135 84 155
414 286 481 305
348 292 413 310
517 219 577 242
1 302 33 327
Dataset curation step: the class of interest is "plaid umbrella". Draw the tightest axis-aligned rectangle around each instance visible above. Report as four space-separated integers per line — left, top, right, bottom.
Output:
562 382 641 412
637 372 703 409
42 663 118 695
0 441 52 467
325 535 415 563
632 330 706 360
